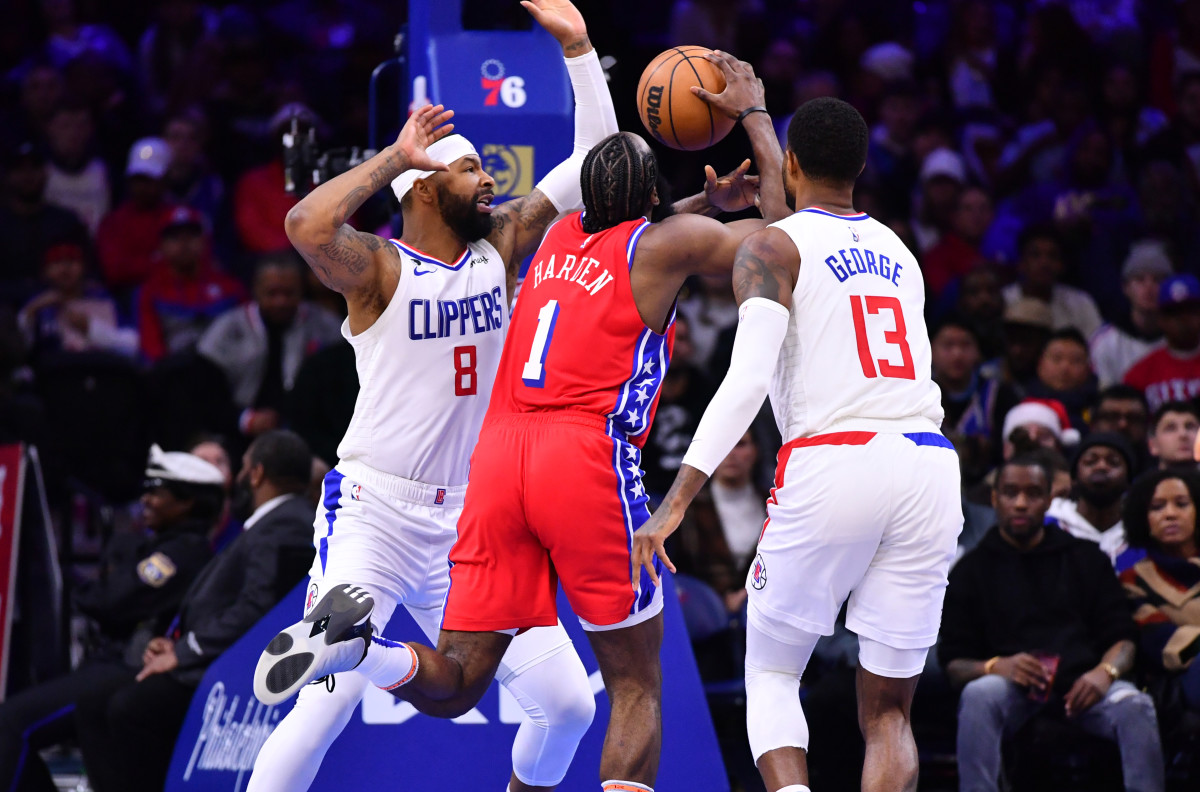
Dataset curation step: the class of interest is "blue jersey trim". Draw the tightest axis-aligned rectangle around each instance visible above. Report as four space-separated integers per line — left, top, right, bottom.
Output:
903 432 954 450
391 240 471 270
625 218 651 271
318 468 347 574
800 208 870 221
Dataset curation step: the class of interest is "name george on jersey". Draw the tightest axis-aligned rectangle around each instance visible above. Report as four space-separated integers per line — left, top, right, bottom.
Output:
824 246 905 286
528 252 615 295
408 286 505 341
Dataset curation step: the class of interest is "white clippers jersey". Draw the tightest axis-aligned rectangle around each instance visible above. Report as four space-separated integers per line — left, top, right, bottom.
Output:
336 238 508 486
768 208 943 442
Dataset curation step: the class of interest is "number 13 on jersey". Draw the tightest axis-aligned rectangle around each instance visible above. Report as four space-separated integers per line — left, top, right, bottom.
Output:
521 300 560 388
849 295 915 380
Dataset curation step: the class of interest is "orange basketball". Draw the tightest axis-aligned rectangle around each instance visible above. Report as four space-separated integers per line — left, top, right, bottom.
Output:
636 46 736 151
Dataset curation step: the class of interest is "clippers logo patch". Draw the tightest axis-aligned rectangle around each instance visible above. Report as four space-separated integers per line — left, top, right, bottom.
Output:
137 552 177 588
435 488 446 505
750 554 767 590
305 583 319 615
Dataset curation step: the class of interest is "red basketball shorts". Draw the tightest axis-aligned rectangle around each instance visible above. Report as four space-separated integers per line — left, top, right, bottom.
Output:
443 412 663 632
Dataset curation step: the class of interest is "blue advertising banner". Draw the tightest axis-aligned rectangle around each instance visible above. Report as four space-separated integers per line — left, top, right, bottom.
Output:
166 574 729 791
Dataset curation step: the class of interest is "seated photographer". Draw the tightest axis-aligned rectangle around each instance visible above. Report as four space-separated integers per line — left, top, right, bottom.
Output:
940 455 1165 792
75 430 318 792
1120 469 1200 713
0 446 223 792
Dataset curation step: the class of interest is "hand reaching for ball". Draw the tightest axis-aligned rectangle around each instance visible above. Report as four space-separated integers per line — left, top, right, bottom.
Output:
691 50 767 120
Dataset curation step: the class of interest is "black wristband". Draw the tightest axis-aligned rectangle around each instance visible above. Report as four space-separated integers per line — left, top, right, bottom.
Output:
737 106 769 123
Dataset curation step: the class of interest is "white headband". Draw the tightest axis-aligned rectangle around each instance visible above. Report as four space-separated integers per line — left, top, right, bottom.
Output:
391 134 479 203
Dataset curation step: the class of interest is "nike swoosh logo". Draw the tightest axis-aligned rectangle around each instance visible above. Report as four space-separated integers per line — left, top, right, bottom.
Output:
413 266 436 276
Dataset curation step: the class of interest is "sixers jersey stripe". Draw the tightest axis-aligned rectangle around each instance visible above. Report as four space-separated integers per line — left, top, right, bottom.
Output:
486 214 675 448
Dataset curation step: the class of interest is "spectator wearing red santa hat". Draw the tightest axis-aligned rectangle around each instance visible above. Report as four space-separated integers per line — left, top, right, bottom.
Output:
1001 397 1082 460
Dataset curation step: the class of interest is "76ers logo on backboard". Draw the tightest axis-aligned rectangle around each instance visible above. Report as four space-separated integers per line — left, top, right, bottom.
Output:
750 554 767 590
481 59 528 108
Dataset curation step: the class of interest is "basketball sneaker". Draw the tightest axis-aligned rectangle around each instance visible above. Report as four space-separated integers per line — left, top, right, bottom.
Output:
253 584 375 705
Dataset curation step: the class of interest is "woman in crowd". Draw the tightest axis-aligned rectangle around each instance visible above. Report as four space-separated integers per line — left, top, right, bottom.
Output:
1121 469 1200 711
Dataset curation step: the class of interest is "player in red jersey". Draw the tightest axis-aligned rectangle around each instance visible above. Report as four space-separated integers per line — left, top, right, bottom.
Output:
294 54 789 792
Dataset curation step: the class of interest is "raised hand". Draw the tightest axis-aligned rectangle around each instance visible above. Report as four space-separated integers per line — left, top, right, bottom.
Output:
520 0 589 52
395 104 456 173
705 159 760 213
691 51 767 120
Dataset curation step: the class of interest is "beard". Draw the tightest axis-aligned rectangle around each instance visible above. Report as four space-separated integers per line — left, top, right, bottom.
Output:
230 476 255 522
782 161 796 210
1078 480 1125 509
436 182 495 242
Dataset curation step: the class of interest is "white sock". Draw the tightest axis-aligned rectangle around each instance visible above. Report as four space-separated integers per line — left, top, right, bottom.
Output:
601 782 653 792
776 786 810 792
355 638 417 689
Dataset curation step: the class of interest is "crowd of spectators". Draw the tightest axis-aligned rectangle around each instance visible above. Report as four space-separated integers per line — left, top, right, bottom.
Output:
6 0 1200 790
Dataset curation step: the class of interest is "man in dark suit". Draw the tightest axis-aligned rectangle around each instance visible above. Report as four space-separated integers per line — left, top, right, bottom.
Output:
75 430 318 792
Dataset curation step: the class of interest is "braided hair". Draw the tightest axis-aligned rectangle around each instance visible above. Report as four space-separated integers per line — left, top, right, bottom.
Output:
580 132 658 234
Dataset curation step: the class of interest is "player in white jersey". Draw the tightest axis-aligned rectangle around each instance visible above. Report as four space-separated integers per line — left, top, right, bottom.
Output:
633 97 964 792
245 3 617 790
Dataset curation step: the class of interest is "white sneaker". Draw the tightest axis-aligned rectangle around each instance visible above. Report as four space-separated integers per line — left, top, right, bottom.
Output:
253 584 374 705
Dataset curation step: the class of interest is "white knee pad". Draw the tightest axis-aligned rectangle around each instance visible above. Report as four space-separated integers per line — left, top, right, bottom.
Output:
858 636 928 679
745 621 819 762
501 646 596 787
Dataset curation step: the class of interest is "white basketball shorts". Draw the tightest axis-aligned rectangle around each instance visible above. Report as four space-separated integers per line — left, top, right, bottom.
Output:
307 458 572 680
747 430 963 652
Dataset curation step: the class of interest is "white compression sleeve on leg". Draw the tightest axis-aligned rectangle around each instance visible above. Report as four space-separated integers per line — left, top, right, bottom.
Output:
501 645 595 786
745 619 819 762
534 50 619 213
682 298 790 476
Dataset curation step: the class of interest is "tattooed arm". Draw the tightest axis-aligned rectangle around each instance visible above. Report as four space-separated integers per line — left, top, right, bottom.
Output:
631 228 798 584
284 104 454 331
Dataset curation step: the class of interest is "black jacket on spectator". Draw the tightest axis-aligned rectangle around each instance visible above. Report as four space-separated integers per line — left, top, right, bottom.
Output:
939 524 1137 695
74 518 212 663
170 493 314 684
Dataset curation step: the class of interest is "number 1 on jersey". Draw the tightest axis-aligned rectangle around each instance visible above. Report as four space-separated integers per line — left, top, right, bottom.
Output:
850 295 915 380
521 299 560 388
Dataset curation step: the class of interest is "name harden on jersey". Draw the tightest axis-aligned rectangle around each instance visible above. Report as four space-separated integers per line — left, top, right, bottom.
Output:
529 252 615 295
824 246 904 286
408 286 505 341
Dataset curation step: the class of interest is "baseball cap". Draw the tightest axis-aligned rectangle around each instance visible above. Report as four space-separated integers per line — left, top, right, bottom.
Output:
144 444 225 489
920 147 966 185
1002 297 1053 330
127 137 170 179
162 206 207 236
1158 273 1200 310
1122 240 1173 281
860 42 914 83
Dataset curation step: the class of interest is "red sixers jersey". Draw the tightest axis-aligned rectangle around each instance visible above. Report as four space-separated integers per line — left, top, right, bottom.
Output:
486 213 674 447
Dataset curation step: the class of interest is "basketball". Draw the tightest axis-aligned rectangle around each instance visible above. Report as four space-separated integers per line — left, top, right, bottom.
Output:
636 46 736 151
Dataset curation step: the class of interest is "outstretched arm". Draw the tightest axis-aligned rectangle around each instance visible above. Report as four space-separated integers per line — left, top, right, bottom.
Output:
631 228 799 583
285 104 454 329
490 0 618 294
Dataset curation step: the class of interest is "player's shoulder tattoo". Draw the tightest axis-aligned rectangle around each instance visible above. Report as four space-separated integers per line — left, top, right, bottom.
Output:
732 229 795 304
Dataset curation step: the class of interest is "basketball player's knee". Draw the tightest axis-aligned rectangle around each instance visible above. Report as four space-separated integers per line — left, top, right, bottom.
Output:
547 677 596 736
745 663 808 761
